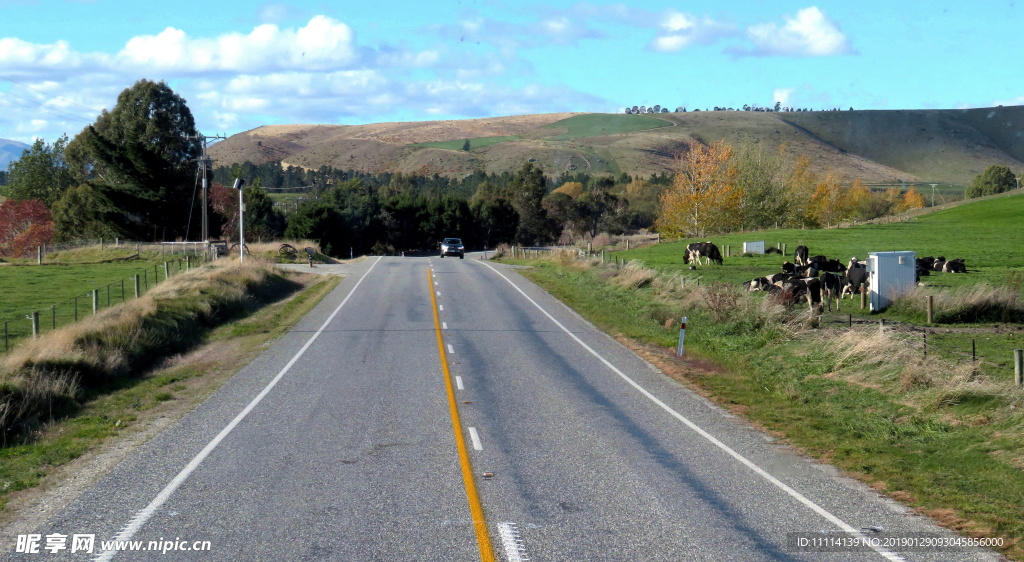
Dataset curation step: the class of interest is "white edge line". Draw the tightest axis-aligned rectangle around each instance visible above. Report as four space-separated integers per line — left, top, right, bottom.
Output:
94 256 383 562
474 260 904 562
455 375 464 390
468 427 483 450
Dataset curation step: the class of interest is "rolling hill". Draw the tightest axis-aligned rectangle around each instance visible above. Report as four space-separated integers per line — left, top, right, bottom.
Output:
207 106 1024 187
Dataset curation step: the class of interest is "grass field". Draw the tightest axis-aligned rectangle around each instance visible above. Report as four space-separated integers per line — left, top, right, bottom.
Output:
411 135 520 151
0 249 206 352
611 194 1024 291
539 113 672 140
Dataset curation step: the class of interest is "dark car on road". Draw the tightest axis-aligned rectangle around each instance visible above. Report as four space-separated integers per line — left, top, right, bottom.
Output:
440 238 464 259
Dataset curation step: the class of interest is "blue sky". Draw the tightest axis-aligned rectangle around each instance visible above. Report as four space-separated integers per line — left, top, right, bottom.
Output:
0 0 1021 143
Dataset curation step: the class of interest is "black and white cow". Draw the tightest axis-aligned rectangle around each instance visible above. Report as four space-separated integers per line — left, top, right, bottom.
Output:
794 245 809 266
820 272 843 311
841 267 869 299
779 277 823 312
943 258 967 273
817 259 847 274
685 242 723 266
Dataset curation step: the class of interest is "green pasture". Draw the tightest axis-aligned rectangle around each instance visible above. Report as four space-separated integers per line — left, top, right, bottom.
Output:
540 113 671 140
611 194 1024 294
411 135 519 151
0 250 200 351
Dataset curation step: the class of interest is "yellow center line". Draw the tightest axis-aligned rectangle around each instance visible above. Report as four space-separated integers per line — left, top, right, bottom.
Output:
429 268 495 562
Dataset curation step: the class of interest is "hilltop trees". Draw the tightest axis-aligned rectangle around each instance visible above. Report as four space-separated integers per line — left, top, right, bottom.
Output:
966 165 1016 198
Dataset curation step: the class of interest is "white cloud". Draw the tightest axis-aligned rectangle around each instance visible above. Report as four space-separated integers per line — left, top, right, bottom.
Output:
648 12 737 52
773 88 795 105
735 7 851 57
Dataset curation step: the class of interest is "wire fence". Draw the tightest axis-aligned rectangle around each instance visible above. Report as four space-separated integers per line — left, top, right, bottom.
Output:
2 251 214 355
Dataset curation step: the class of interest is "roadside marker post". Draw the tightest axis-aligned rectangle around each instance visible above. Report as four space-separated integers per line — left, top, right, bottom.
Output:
676 317 687 357
1015 349 1023 386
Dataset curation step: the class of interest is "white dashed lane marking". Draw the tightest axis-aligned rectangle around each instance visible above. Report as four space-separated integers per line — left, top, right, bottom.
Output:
468 427 483 450
447 344 455 354
455 376 464 390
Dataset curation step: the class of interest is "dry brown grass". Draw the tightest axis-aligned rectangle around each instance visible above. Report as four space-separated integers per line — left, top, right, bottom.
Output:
891 283 1024 323
0 258 283 440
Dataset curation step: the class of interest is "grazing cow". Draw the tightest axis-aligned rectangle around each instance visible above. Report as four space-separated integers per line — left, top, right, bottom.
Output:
685 242 723 266
820 272 842 311
943 258 967 273
794 245 809 266
842 267 869 299
780 277 823 312
781 261 795 274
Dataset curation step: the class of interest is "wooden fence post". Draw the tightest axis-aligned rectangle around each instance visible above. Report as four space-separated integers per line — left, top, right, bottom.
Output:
31 312 39 338
134 274 141 298
926 295 933 324
92 289 99 315
1015 349 1023 386
37 246 42 265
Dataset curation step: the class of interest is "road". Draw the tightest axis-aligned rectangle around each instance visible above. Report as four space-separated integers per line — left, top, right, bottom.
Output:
6 256 1001 561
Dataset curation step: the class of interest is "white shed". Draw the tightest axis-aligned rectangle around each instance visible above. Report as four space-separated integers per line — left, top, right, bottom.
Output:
743 241 765 254
867 251 916 311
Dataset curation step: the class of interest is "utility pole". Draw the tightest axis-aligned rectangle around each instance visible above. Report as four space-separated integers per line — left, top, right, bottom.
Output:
187 133 228 242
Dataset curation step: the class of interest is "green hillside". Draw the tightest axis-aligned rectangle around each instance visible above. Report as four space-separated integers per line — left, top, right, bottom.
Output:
539 113 672 140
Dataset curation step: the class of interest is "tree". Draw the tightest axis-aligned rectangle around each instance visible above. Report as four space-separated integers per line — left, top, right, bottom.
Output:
734 142 790 230
965 165 1016 198
656 140 742 238
63 79 201 240
462 139 471 152
210 180 285 242
507 162 550 245
806 173 850 227
51 184 123 241
2 135 74 207
903 187 925 210
470 180 517 247
284 200 349 257
0 199 53 257
786 154 818 227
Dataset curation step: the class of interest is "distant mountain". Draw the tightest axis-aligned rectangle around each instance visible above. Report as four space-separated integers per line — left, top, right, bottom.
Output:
0 138 30 169
208 106 1024 187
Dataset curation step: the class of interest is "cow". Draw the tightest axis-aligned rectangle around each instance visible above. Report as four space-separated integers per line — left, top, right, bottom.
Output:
780 277 823 312
747 277 772 292
808 255 828 265
932 259 945 272
685 242 723 266
795 263 819 278
765 247 783 255
781 261 795 274
794 245 809 266
817 259 847 273
841 267 869 299
943 258 967 273
847 257 864 271
820 272 843 311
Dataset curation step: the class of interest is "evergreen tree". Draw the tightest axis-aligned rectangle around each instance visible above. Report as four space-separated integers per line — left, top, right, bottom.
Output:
966 165 1016 198
507 162 550 245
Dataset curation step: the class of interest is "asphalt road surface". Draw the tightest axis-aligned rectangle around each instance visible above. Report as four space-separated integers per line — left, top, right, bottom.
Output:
6 256 1002 561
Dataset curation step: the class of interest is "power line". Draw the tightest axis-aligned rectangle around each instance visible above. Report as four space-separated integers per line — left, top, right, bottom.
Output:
0 75 102 113
0 90 93 123
0 92 94 125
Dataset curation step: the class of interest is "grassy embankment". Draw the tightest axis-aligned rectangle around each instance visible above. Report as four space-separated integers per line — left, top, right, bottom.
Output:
1 247 212 349
500 194 1024 560
0 253 340 515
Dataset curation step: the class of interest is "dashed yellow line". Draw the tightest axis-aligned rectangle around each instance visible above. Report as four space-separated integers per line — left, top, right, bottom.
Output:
429 268 495 562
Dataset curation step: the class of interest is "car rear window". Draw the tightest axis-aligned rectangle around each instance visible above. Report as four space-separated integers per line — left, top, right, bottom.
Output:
444 238 462 244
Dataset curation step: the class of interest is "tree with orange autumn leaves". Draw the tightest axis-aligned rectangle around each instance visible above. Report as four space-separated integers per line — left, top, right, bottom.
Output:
656 139 928 237
656 140 743 238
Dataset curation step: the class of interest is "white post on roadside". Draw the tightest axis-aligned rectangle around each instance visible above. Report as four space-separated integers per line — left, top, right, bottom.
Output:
232 178 245 263
676 317 687 357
